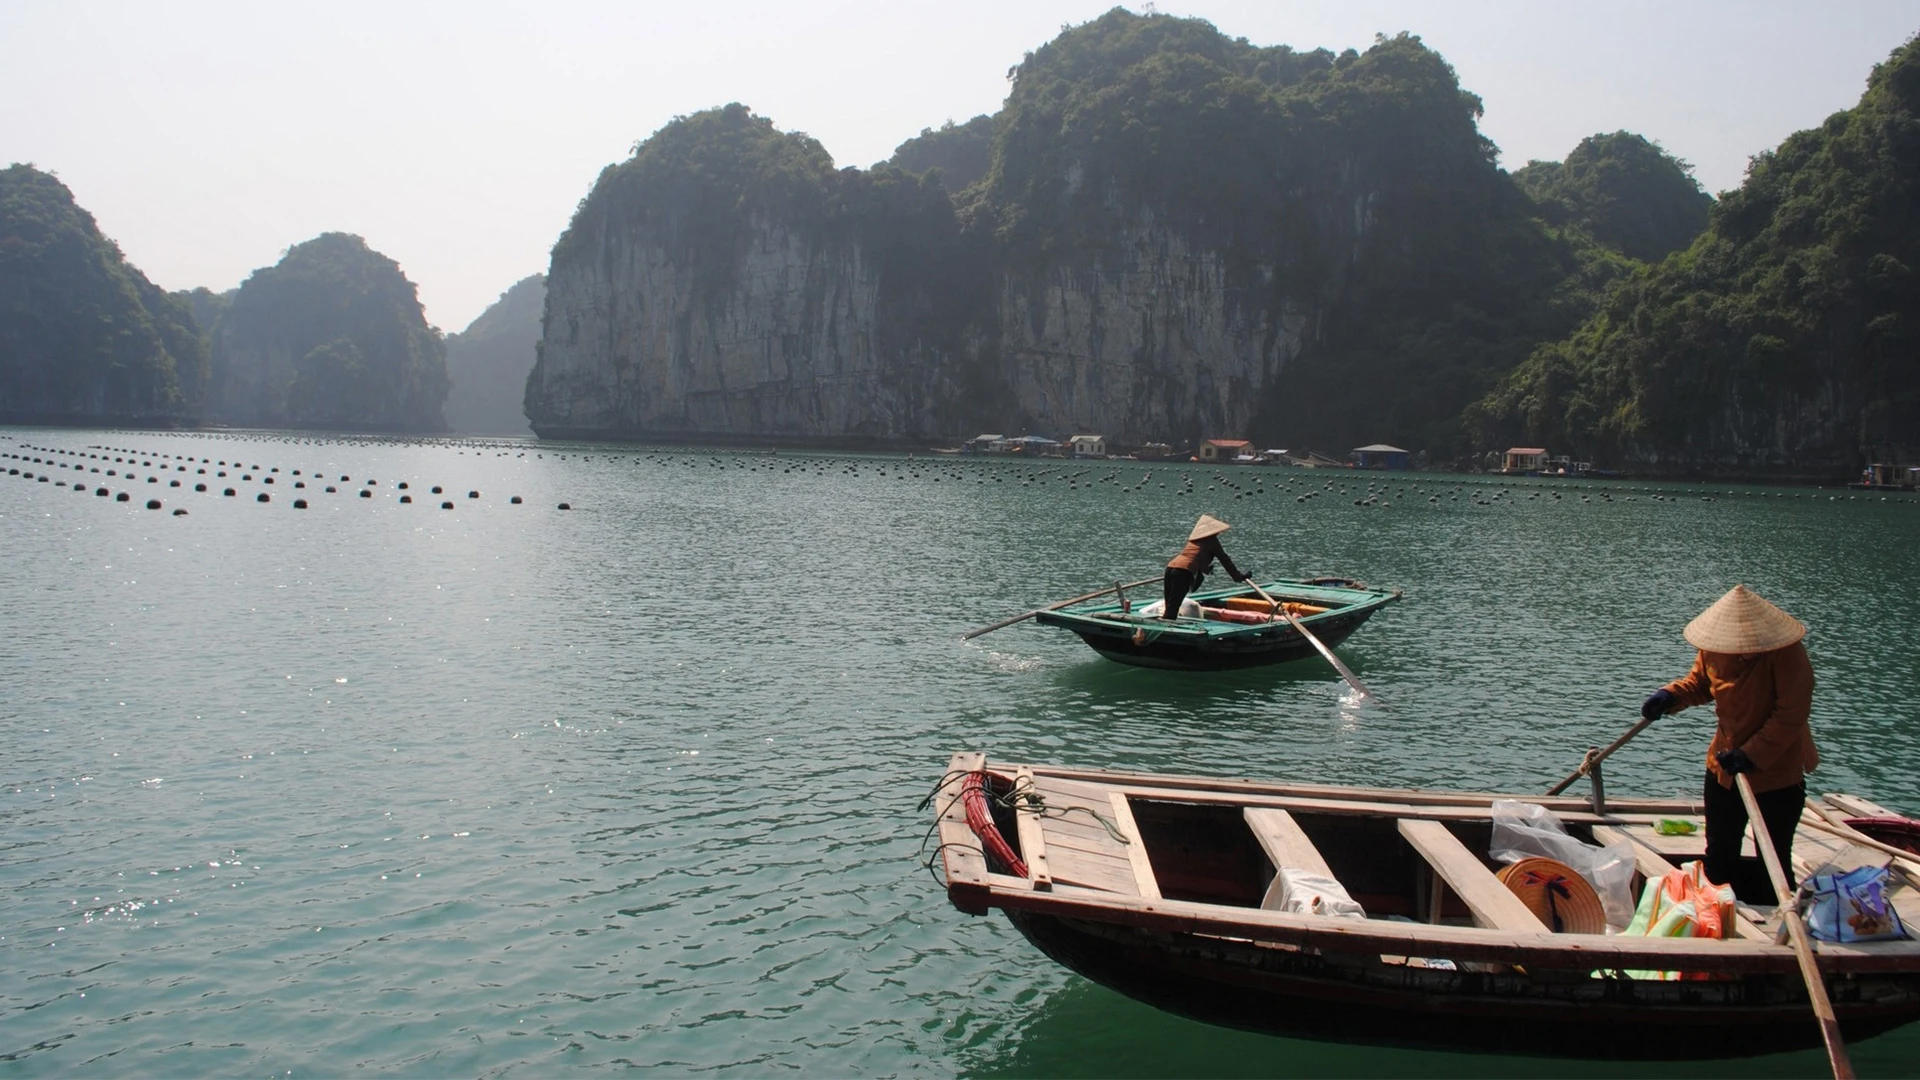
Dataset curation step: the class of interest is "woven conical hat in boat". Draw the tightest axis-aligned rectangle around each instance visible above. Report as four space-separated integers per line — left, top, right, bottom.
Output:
1683 584 1806 654
1188 514 1230 541
1497 858 1608 935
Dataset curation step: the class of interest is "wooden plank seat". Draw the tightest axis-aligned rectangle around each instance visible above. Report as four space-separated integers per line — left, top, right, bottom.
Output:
1245 807 1334 909
1398 818 1548 933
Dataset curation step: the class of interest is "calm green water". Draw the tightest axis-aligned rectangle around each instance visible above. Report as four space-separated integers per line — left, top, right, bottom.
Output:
2 428 1917 1077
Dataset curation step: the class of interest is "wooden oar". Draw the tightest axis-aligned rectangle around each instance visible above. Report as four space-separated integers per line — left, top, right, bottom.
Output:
962 576 1159 640
1243 579 1372 700
1737 773 1854 1079
1545 715 1655 796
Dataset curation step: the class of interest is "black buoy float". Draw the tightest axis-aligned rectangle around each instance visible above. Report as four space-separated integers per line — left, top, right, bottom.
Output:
359 490 371 498
467 490 478 498
173 509 188 516
509 495 522 504
195 483 206 491
431 485 443 494
293 499 308 509
95 487 108 496
257 493 270 503
146 499 161 509
400 495 412 504
440 501 453 509
557 502 572 510
224 488 236 496
116 492 130 502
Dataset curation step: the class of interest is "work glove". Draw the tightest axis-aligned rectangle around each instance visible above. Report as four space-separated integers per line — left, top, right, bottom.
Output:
1232 569 1252 582
1715 748 1756 776
1641 688 1675 722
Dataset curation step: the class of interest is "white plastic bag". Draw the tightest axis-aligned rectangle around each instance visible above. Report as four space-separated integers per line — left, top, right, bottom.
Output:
1265 866 1367 919
1490 800 1636 930
1136 597 1202 619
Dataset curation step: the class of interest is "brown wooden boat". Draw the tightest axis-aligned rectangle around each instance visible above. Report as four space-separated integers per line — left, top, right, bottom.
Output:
930 753 1920 1059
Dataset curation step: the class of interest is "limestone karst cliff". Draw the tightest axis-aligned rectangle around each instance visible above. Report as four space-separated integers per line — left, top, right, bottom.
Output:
530 14 1578 454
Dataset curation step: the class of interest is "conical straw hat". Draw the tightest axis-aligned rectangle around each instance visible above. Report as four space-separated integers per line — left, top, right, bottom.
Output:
1497 858 1607 935
1188 514 1230 541
1683 584 1806 653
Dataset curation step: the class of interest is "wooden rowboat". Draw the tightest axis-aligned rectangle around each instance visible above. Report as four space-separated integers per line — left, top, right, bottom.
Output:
1032 577 1400 671
930 753 1920 1059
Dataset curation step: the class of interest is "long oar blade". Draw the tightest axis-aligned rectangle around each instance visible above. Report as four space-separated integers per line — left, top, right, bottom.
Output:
1243 580 1372 699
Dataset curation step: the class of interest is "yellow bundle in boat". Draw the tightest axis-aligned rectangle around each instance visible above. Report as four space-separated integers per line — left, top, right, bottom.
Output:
1217 597 1330 616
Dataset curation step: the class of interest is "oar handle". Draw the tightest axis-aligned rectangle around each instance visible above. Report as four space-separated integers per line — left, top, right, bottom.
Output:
1545 715 1655 796
1738 774 1855 1080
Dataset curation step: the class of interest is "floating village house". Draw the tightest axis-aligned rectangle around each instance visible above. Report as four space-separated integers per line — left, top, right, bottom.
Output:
1198 438 1252 463
1069 434 1106 458
1352 444 1411 470
1503 447 1549 473
964 434 1004 454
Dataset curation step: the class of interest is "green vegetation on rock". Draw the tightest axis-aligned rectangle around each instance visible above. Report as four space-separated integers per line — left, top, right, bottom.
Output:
1512 132 1712 264
0 163 205 423
1477 38 1920 474
880 115 995 192
211 232 448 432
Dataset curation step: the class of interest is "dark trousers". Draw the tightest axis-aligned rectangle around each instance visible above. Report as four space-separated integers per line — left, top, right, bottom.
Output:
1162 567 1197 619
1704 772 1804 904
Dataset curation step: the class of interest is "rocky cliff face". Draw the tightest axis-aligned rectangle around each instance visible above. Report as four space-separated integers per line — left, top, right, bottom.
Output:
534 224 899 439
533 211 1305 445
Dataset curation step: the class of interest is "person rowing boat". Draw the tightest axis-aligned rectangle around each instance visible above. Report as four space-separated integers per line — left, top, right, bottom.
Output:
1161 514 1251 620
1639 584 1819 903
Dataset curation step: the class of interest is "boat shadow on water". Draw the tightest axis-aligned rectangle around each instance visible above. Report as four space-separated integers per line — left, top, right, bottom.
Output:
956 978 1871 1079
1046 652 1380 707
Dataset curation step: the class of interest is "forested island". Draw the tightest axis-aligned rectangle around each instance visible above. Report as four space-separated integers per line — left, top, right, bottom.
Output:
526 9 1919 476
0 171 451 433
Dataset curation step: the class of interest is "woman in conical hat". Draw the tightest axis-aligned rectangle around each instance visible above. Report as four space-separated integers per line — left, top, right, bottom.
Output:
1638 585 1819 902
1158 514 1250 621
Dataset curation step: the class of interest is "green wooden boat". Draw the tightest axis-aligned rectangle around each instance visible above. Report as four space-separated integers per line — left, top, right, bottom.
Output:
1033 577 1401 671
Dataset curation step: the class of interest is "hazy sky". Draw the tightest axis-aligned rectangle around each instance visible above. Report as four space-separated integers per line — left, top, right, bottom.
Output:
5 1 1916 331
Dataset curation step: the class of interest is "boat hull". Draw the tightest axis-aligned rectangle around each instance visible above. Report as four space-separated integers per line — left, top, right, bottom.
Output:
1073 607 1378 671
1009 910 1920 1059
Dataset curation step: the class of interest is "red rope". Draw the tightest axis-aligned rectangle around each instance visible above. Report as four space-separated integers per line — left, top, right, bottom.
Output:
962 770 1029 878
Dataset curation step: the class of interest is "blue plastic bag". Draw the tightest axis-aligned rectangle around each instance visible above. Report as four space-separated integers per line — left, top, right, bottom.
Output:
1805 865 1908 943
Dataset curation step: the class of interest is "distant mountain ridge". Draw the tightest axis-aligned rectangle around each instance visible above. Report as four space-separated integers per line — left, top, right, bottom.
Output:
444 274 543 435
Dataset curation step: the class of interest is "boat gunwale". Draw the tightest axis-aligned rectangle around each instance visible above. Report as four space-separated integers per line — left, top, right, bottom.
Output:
1032 579 1400 639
